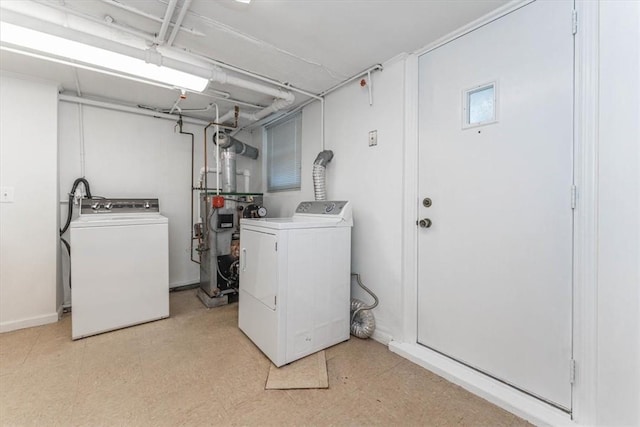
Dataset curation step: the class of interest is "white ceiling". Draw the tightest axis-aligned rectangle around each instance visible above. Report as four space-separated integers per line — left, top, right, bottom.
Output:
0 0 508 123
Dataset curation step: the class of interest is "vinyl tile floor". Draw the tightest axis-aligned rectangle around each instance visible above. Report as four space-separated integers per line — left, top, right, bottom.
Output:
0 289 531 427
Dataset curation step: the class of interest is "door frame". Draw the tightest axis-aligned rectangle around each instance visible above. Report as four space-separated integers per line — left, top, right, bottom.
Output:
392 0 599 425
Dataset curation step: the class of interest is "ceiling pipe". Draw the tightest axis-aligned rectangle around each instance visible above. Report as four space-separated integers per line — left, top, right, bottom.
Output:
190 51 322 101
243 97 295 121
211 71 295 103
59 93 211 126
7 2 313 101
98 0 204 37
2 12 295 104
216 95 294 127
318 64 384 98
169 90 186 114
200 92 264 109
157 0 178 44
32 0 155 42
167 0 192 47
163 102 215 114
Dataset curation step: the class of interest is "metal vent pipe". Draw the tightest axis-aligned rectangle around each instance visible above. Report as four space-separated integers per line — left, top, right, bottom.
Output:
214 133 259 192
312 150 333 201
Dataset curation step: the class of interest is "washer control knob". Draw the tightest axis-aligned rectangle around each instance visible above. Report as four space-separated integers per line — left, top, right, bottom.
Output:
324 202 336 213
104 202 113 210
144 201 151 209
91 202 100 210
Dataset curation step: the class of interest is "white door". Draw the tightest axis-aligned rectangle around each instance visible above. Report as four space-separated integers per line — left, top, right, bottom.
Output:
417 1 574 410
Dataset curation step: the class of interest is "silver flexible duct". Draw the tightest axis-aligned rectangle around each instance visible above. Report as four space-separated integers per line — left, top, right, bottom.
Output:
350 273 379 339
312 164 327 201
312 150 334 201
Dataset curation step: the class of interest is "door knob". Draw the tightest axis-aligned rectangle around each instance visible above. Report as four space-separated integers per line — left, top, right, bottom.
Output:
418 218 432 228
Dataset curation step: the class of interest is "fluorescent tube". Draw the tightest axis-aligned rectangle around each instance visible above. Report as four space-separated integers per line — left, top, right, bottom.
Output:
0 22 209 92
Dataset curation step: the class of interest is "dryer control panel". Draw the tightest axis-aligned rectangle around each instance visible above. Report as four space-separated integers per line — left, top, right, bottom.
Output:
295 201 348 215
293 201 352 226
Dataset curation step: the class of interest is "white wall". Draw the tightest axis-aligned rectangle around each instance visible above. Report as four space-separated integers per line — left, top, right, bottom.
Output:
58 103 262 304
596 2 640 426
0 74 59 332
265 57 407 342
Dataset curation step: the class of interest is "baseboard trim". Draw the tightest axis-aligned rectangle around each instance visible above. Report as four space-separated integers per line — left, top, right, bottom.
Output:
389 342 575 427
371 328 393 345
0 311 59 333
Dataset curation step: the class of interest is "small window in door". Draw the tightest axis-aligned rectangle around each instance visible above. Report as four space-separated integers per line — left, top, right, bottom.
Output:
463 82 497 128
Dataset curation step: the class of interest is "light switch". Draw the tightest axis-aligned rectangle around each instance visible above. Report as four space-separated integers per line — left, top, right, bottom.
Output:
368 130 378 147
0 187 15 203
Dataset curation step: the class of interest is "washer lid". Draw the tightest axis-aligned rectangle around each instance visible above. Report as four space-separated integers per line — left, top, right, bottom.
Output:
70 213 168 228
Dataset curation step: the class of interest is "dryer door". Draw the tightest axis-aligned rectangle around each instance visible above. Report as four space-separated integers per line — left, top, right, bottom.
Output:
240 229 278 310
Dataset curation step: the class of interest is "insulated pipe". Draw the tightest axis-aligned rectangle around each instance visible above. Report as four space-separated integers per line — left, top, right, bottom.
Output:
217 109 237 125
166 0 192 47
221 96 295 126
211 71 295 103
188 51 322 101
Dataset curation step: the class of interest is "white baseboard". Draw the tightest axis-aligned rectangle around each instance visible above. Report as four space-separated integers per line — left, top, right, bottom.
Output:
371 327 393 345
389 342 575 427
0 311 59 333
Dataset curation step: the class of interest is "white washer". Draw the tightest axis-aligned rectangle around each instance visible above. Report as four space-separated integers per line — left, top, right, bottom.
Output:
239 201 353 367
70 198 169 339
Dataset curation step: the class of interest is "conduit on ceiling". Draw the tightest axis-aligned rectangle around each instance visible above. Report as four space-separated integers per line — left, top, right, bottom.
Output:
0 3 297 124
1 0 384 137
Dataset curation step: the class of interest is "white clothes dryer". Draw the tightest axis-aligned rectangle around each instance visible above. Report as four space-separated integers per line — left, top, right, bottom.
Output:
239 201 353 367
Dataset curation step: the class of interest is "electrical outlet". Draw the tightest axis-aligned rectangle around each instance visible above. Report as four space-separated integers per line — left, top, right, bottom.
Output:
368 130 378 147
0 187 15 203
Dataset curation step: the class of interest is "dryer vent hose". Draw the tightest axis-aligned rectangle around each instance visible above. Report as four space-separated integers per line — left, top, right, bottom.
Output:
312 150 333 201
350 273 379 339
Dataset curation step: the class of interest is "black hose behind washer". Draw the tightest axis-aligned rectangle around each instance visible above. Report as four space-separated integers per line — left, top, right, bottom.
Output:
60 178 93 291
60 178 92 236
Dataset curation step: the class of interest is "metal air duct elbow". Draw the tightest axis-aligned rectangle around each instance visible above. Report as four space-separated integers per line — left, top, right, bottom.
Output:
215 133 259 159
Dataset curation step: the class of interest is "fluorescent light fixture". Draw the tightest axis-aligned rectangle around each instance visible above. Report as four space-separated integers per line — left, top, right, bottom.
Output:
234 0 252 4
0 22 209 92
